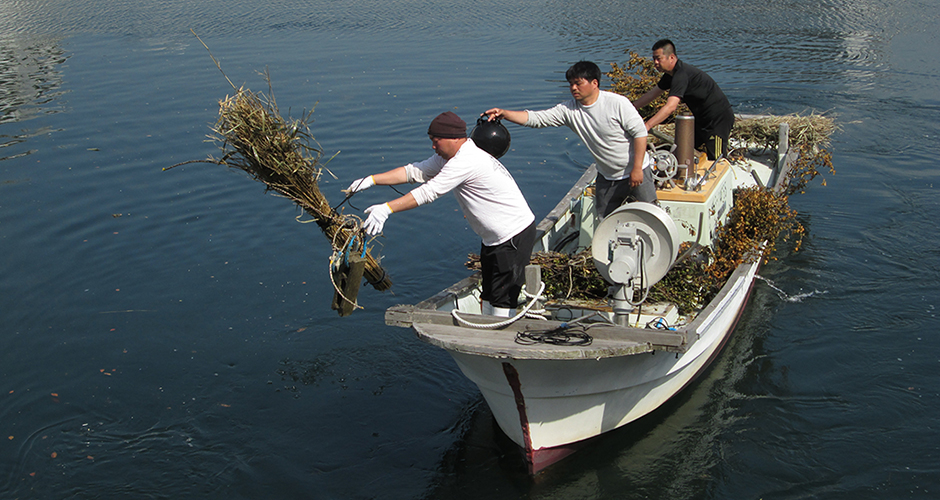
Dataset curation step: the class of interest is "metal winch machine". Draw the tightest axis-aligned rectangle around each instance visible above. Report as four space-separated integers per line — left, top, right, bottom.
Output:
588 115 739 325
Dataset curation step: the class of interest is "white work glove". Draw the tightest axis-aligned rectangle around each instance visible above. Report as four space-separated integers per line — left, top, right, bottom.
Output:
363 203 393 236
346 175 375 194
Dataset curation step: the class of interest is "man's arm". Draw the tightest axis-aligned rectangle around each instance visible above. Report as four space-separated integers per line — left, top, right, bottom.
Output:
354 167 424 235
361 191 420 236
632 87 664 110
384 192 419 213
371 166 410 186
345 165 411 195
483 108 529 125
643 95 681 131
630 136 647 186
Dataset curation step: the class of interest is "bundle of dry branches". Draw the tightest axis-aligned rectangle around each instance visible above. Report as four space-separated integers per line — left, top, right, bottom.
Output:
167 33 393 316
607 52 838 152
166 61 392 316
208 82 391 295
732 112 838 151
466 250 608 302
649 113 838 152
213 81 391 290
607 52 691 119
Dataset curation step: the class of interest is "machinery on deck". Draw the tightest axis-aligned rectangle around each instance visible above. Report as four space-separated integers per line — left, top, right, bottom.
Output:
591 203 679 325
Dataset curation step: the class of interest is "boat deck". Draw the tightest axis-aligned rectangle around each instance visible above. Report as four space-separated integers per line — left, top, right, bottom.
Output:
657 158 732 203
410 316 685 360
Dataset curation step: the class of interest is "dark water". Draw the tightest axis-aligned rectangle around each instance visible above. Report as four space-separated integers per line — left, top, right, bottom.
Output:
2 0 939 498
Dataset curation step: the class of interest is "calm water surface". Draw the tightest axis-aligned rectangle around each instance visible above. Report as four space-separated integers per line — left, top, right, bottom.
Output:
2 0 939 498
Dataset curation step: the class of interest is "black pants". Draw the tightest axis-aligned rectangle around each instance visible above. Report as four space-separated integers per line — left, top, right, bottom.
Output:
695 108 735 161
480 221 537 309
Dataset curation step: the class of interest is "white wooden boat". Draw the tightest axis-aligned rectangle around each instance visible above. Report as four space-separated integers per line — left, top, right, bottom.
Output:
386 118 797 474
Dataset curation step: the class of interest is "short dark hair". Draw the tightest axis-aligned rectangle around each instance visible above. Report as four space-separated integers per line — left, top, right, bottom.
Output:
652 39 676 56
565 61 601 84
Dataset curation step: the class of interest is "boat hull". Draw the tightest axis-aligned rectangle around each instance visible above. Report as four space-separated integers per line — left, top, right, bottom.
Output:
445 258 760 473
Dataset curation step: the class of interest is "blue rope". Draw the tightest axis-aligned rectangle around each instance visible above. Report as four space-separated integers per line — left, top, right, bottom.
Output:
342 235 369 265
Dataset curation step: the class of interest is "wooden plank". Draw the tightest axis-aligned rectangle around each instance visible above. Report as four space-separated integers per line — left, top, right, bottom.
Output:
388 306 686 344
331 253 366 317
413 322 660 359
385 304 419 328
773 148 799 194
388 305 687 358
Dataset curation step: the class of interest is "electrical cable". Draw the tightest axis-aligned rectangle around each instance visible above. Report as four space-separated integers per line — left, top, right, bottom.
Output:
515 323 593 346
646 317 675 330
628 238 651 307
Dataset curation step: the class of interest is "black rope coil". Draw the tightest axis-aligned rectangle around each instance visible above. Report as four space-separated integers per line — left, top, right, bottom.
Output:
515 324 593 346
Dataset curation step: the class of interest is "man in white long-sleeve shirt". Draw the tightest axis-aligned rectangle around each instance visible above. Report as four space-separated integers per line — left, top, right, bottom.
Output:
345 111 536 317
485 60 656 218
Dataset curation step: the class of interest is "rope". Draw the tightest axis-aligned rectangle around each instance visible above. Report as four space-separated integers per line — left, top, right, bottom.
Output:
328 252 363 311
327 218 368 311
451 281 546 330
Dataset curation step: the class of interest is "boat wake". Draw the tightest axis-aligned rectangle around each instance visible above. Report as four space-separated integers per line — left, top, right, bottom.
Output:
756 275 828 302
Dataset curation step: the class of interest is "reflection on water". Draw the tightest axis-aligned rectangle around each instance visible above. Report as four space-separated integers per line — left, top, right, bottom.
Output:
0 34 68 160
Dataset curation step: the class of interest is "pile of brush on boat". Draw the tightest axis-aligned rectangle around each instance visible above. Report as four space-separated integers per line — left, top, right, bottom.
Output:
386 111 835 474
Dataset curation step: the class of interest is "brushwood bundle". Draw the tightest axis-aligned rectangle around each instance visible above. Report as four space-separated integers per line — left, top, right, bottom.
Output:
213 83 390 282
466 250 608 302
169 73 391 316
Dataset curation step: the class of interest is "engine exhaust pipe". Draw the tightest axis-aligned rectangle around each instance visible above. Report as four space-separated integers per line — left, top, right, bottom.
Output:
674 114 694 184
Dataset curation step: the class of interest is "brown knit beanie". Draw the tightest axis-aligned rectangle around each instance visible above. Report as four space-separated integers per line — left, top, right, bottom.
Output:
427 111 466 138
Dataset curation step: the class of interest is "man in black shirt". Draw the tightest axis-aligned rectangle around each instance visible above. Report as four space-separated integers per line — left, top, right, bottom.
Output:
633 39 734 160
